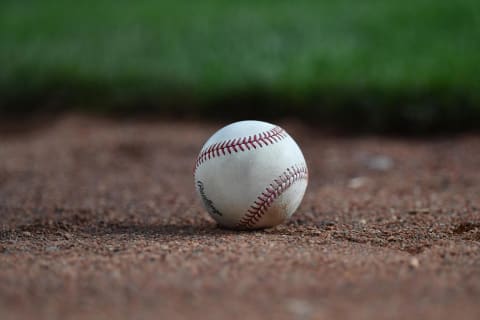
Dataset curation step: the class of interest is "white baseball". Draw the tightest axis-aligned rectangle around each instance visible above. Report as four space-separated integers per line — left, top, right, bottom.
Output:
194 120 308 229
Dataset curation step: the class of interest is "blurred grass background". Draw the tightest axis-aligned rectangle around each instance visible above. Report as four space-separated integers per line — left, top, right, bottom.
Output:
1 0 479 132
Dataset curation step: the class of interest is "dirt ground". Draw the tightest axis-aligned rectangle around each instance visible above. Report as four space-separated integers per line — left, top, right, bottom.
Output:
0 115 479 320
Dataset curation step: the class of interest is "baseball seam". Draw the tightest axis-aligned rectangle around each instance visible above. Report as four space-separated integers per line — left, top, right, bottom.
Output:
194 126 287 171
236 164 308 229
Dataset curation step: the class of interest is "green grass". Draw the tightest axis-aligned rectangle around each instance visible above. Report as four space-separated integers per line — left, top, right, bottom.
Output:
1 0 480 131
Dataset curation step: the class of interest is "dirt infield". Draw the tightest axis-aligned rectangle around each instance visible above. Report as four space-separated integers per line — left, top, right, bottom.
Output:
0 116 479 320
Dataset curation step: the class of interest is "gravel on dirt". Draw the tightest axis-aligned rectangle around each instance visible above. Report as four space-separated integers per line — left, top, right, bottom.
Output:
0 116 479 320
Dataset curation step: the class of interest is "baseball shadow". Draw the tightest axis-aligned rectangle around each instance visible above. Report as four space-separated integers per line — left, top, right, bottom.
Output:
84 222 246 238
82 219 328 239
0 221 254 241
1 214 328 240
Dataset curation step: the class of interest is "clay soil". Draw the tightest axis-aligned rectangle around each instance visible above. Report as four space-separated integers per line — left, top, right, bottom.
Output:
0 115 479 320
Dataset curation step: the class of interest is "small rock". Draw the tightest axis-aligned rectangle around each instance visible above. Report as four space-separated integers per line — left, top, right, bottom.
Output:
348 177 370 189
366 155 394 171
108 246 121 252
22 231 32 237
409 257 420 269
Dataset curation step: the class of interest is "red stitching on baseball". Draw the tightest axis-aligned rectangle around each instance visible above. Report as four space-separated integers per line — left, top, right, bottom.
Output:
194 126 287 171
236 164 308 229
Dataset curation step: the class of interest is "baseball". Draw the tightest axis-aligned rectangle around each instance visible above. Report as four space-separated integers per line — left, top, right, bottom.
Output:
194 120 308 229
